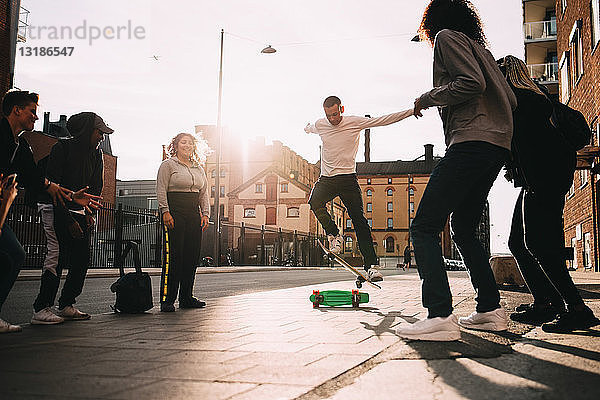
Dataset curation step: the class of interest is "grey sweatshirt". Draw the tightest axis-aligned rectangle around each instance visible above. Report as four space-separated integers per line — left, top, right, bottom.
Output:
418 29 517 150
156 157 210 217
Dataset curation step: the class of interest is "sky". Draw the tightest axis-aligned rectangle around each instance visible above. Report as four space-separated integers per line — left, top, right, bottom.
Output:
14 0 526 252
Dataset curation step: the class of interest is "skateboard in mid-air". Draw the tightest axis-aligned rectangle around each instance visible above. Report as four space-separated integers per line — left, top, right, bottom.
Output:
317 239 381 289
310 289 369 308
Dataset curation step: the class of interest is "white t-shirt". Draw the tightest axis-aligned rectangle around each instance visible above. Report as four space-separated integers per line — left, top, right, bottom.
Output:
305 109 413 177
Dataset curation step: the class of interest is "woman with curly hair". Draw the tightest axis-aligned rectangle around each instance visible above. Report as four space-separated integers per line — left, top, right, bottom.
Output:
395 0 517 341
157 133 210 312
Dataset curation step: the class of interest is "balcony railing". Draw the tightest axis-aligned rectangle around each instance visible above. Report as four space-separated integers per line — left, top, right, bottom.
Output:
527 62 559 83
523 20 557 41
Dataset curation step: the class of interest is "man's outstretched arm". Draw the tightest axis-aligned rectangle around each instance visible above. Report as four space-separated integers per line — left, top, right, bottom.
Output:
356 108 415 129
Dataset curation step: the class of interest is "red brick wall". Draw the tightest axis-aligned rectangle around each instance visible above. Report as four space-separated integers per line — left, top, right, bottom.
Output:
1 0 13 97
556 0 600 270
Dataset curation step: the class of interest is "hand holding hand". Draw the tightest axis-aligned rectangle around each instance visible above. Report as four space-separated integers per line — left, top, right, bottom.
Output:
46 182 71 206
201 215 209 231
413 97 428 119
163 211 174 229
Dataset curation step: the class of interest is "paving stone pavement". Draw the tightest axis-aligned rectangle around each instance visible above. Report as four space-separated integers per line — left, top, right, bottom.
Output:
1 272 599 399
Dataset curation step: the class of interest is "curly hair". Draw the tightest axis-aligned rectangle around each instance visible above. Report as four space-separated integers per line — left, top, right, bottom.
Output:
418 0 487 47
167 133 203 165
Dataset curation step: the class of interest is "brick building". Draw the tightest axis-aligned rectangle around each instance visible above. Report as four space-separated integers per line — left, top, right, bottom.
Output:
0 0 27 95
554 0 600 271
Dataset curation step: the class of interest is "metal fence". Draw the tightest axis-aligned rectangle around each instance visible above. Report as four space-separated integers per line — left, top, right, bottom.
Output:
7 198 329 268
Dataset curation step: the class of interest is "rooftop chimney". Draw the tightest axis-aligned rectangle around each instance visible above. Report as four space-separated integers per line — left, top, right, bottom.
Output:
424 144 434 168
364 114 371 163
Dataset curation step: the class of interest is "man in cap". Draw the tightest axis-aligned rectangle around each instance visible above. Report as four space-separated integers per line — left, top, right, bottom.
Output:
31 112 111 324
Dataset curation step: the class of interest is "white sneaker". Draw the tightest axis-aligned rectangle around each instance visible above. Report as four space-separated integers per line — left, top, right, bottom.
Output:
0 318 22 333
328 234 343 254
458 308 508 332
57 305 91 321
366 267 384 282
395 314 461 341
31 307 65 325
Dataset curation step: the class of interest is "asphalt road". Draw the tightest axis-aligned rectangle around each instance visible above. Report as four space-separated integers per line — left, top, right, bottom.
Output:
1 269 407 325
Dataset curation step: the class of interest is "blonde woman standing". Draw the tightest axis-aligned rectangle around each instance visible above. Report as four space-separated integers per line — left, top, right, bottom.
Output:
157 133 210 312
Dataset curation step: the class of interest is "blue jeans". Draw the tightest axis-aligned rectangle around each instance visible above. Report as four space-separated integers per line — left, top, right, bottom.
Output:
411 141 508 318
0 224 26 311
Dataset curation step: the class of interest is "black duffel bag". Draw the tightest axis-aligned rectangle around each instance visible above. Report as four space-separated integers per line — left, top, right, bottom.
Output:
110 241 153 313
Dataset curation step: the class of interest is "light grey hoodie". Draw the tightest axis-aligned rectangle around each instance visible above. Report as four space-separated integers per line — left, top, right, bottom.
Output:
418 29 517 150
156 157 210 217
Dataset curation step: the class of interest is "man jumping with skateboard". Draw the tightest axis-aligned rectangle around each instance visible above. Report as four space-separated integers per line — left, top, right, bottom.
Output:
305 96 414 282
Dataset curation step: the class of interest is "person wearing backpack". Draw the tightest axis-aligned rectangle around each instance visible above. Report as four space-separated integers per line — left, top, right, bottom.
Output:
499 55 600 333
31 112 110 324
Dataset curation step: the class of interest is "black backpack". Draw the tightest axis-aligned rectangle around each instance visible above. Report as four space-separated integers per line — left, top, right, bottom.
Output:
550 100 592 151
110 241 153 313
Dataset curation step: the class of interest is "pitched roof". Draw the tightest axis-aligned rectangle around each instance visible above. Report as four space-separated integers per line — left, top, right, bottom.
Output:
228 165 312 197
356 157 441 176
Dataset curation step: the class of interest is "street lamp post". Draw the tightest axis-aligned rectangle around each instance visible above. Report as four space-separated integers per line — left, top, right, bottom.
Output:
213 29 276 266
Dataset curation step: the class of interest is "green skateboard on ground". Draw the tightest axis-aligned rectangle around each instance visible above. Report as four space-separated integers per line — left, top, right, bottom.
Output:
310 289 369 308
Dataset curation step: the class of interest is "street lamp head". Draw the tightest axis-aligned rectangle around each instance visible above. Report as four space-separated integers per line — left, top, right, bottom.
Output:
261 45 277 54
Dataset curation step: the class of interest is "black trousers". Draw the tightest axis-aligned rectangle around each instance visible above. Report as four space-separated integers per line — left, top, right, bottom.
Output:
0 224 25 312
308 173 377 267
161 192 202 305
34 211 90 310
508 188 583 309
411 141 508 318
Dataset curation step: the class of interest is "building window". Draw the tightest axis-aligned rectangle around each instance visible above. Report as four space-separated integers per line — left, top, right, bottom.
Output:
584 232 592 269
287 207 300 218
571 237 578 269
570 20 584 84
367 218 372 228
281 183 289 193
211 186 215 198
220 204 225 217
561 0 568 16
346 219 352 229
409 176 413 184
387 218 393 229
366 189 373 196
409 188 414 196
148 198 158 209
366 203 372 212
387 188 393 196
220 186 225 197
387 202 393 212
244 208 256 218
409 217 413 226
593 0 600 51
220 169 226 178
345 236 353 252
367 178 371 184
255 183 263 193
211 169 216 178
388 178 392 184
580 170 589 187
559 51 571 102
385 236 395 253
568 180 575 197
410 201 415 214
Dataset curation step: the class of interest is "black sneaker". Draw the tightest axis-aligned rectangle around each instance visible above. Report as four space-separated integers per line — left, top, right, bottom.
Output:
160 303 175 312
510 304 563 325
542 306 600 333
179 297 206 309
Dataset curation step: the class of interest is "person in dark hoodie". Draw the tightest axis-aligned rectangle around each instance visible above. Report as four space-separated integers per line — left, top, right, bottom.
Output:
31 112 111 323
499 55 600 333
1 90 75 333
395 0 517 341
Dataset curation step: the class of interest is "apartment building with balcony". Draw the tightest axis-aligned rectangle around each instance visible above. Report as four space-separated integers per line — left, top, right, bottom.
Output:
555 0 600 272
523 0 560 98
